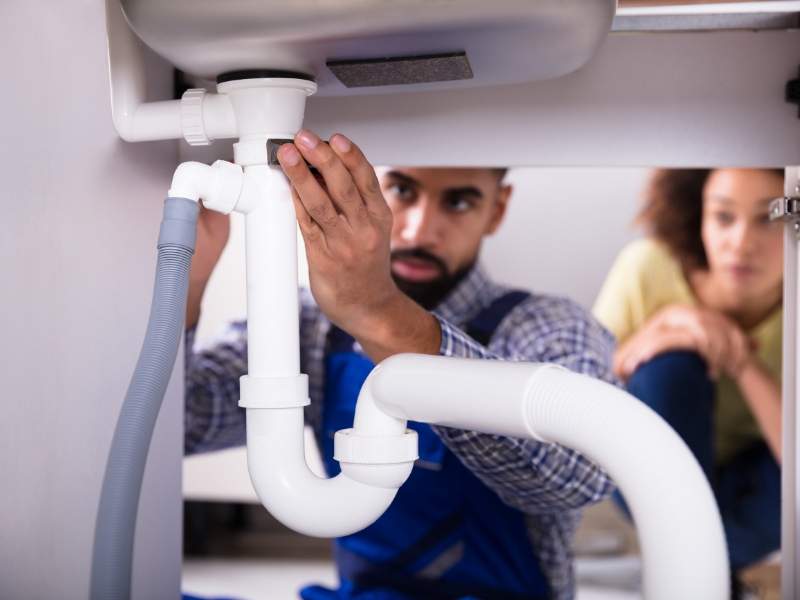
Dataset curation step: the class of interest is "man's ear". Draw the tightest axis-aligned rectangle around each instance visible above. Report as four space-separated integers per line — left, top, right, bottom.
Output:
485 184 512 235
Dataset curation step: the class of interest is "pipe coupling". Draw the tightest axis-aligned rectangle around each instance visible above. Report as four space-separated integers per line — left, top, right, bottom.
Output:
334 428 418 489
181 89 211 146
238 374 310 408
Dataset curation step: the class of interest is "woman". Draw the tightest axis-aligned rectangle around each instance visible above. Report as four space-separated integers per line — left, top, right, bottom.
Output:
593 168 784 578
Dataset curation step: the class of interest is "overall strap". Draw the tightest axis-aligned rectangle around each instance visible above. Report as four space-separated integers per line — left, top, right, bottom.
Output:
327 324 358 353
465 290 531 346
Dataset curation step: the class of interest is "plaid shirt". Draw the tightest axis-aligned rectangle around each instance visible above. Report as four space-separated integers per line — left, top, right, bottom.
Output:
185 265 618 600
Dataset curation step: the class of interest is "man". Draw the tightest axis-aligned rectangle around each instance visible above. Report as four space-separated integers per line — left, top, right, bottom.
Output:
185 129 616 600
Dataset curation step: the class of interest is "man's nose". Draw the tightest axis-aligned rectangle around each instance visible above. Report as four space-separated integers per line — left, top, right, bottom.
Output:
400 203 440 247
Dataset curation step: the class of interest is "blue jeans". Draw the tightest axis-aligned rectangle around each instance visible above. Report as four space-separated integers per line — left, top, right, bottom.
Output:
620 351 780 570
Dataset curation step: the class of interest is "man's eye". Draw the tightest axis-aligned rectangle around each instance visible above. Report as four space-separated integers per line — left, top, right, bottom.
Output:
387 183 415 201
445 196 475 213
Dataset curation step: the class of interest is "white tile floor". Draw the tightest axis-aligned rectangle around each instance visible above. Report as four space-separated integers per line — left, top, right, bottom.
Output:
182 556 643 600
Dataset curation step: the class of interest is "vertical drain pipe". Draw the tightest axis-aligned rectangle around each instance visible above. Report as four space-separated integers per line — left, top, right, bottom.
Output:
233 162 418 538
220 76 419 537
242 164 303 380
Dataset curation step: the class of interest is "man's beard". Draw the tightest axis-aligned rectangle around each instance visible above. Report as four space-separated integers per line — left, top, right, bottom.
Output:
391 248 474 310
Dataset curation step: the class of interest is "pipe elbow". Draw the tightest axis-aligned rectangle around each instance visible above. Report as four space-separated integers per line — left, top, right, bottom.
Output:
248 455 398 538
168 162 211 202
243 384 417 538
168 160 244 211
245 408 401 538
111 112 137 143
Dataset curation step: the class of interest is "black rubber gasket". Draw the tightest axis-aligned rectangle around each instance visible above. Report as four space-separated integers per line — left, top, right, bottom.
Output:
216 69 315 84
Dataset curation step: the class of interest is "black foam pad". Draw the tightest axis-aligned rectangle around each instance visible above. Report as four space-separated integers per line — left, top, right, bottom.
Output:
327 52 473 88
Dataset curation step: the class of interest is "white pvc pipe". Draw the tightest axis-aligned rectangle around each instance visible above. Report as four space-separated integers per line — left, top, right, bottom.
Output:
238 161 416 536
218 79 315 142
242 165 301 377
219 78 316 167
367 355 544 438
367 354 730 600
528 367 728 600
202 93 238 141
245 408 400 538
167 162 213 201
105 0 182 142
105 0 237 143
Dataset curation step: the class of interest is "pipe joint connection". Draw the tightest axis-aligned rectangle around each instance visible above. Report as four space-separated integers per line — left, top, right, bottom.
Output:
180 89 211 146
238 374 309 409
168 160 243 213
334 428 418 489
180 88 238 145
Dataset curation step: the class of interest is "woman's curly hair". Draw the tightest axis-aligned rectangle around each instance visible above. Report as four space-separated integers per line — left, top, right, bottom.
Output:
636 169 783 272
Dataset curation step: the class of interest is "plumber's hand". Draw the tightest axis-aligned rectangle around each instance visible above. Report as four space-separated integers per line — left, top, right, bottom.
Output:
277 129 440 362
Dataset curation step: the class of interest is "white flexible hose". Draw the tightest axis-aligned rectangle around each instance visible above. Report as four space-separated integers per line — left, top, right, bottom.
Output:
368 354 730 600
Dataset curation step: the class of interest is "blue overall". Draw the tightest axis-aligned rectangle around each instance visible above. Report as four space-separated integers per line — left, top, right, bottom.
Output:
300 292 550 600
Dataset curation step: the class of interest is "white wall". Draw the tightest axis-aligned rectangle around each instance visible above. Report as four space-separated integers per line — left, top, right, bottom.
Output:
1 3 181 599
484 168 647 308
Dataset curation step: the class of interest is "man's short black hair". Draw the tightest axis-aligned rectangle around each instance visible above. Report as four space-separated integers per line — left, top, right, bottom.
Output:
493 168 508 182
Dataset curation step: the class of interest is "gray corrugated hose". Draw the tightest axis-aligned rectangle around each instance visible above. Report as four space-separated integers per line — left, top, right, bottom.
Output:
90 197 199 600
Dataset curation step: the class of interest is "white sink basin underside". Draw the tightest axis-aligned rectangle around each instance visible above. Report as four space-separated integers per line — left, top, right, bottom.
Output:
121 0 616 95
